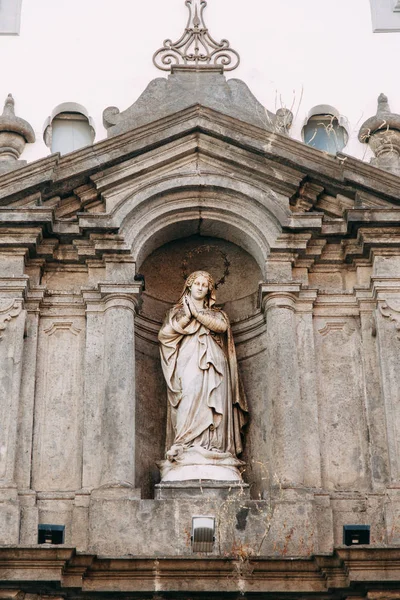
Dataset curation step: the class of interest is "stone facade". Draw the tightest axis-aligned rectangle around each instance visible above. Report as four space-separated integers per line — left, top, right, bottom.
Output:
1 8 400 595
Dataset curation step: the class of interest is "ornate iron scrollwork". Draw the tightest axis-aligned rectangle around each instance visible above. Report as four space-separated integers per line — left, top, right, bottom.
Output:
153 0 240 72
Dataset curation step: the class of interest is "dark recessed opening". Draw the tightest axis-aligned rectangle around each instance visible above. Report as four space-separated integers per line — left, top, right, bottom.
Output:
343 525 370 546
38 524 65 544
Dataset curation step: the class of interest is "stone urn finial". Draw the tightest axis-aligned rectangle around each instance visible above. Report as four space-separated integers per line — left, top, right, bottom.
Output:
3 93 15 117
377 92 390 114
359 93 400 175
0 94 35 172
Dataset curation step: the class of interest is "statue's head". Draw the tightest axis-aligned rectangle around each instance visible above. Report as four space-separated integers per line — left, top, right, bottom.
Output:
180 271 216 307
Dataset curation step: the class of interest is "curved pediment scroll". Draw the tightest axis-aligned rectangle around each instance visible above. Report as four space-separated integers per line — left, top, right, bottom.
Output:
379 299 400 338
0 300 23 340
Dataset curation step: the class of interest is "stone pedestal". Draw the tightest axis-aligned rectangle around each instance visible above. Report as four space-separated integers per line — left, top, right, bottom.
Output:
158 447 245 483
155 480 250 500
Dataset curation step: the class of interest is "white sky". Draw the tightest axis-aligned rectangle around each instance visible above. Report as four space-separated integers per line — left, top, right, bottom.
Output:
0 0 398 161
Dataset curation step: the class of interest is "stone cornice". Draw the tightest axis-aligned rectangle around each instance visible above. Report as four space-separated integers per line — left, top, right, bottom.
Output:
0 105 399 212
0 547 399 596
1 105 400 270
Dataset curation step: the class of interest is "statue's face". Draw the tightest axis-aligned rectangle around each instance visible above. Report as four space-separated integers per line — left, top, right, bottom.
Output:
190 275 209 301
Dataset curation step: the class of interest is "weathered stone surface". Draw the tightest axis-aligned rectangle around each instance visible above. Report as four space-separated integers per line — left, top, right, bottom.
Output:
0 95 35 175
0 486 20 544
155 480 250 500
263 289 304 487
1 70 400 598
359 94 400 175
104 71 282 137
88 487 318 557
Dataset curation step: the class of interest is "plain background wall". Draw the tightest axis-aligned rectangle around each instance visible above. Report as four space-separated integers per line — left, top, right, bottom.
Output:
0 0 398 163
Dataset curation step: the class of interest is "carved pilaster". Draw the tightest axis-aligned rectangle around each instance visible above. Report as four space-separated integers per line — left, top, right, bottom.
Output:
15 288 45 545
0 296 27 485
260 283 304 486
31 292 86 493
356 290 390 489
0 277 28 544
296 290 321 488
83 282 142 491
375 294 400 483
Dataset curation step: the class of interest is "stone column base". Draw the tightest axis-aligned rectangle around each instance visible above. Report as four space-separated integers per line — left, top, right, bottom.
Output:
385 486 400 544
0 485 20 544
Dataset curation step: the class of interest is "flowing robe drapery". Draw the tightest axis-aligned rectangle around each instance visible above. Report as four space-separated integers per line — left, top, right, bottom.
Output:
158 304 248 459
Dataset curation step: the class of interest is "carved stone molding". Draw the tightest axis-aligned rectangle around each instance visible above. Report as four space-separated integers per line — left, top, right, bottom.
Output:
379 299 400 337
43 321 82 337
318 321 356 337
1 546 399 595
83 282 143 316
0 299 23 340
259 282 302 313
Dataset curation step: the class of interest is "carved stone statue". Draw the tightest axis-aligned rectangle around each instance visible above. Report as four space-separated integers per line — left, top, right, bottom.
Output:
158 271 248 481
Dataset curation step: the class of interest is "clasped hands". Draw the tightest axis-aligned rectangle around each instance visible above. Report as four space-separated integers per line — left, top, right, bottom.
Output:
183 293 200 319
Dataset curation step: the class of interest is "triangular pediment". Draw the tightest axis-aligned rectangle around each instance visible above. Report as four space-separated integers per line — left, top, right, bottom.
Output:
0 103 399 210
0 103 399 269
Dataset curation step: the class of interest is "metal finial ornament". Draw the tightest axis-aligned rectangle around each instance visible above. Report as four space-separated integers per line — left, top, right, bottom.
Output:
153 0 240 72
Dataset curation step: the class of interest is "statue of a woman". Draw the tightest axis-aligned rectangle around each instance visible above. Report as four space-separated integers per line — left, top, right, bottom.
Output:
158 271 248 481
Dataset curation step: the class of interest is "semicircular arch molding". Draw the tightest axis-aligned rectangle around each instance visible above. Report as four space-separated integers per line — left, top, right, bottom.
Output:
107 179 289 271
120 189 282 273
106 173 290 232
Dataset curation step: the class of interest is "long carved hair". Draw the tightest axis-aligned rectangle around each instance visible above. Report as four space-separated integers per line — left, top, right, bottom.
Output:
177 270 216 308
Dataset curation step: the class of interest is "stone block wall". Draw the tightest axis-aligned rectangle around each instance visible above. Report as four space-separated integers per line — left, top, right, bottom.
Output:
0 231 399 557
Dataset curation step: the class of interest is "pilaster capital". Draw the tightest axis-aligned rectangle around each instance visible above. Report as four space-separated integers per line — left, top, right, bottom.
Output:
259 282 301 314
372 276 400 300
83 281 143 314
296 288 318 314
354 287 376 313
25 286 46 312
0 275 29 298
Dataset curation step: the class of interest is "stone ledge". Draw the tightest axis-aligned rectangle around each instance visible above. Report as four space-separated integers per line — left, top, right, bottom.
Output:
155 480 250 499
0 547 399 596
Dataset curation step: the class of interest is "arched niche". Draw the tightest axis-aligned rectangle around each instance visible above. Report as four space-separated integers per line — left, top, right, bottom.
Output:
134 230 267 499
114 182 285 497
112 185 288 271
138 235 263 324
